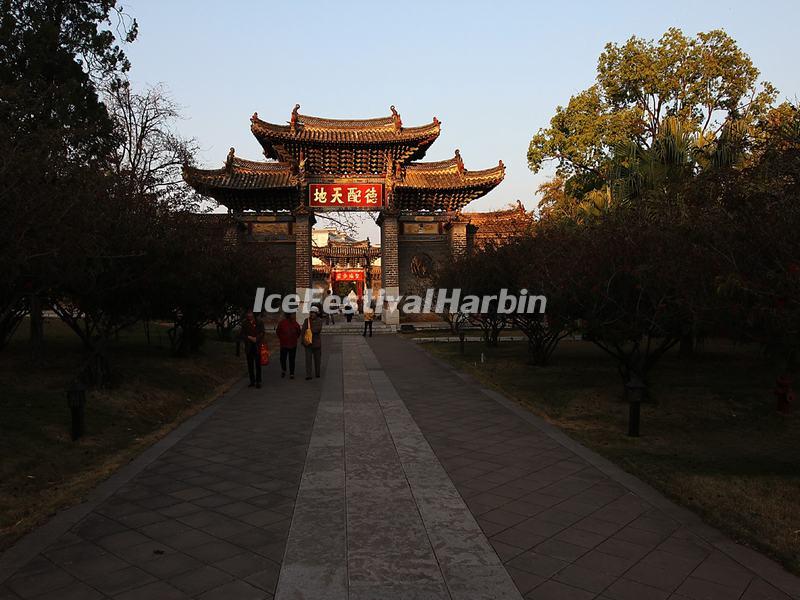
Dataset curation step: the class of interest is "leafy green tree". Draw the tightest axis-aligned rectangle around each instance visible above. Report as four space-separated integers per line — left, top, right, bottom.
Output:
528 28 776 205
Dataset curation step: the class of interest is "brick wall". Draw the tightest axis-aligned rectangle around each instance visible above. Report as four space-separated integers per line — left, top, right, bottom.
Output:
264 241 296 295
380 215 399 289
294 214 312 290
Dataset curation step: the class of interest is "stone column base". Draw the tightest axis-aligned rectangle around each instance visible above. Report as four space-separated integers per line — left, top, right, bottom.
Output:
382 285 400 326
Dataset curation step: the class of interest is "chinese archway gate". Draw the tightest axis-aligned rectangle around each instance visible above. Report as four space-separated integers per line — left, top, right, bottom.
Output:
183 104 507 326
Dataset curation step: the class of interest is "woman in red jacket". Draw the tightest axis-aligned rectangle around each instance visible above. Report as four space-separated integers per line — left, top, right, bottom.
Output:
275 311 302 379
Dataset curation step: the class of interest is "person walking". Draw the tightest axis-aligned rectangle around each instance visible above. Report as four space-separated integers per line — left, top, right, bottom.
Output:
363 301 374 338
275 311 301 379
302 306 324 380
343 301 355 323
240 310 265 388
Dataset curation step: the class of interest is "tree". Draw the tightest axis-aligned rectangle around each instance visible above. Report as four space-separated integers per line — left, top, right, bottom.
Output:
0 0 137 358
433 246 511 349
149 213 282 356
562 207 714 399
528 29 776 203
105 83 200 210
510 226 577 366
49 185 170 384
709 104 800 380
433 260 472 354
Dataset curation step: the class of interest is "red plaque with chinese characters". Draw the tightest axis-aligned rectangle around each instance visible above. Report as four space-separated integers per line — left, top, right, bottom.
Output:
309 183 384 208
332 270 365 282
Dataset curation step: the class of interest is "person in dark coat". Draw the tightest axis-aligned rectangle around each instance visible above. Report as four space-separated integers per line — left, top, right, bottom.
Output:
301 306 324 380
240 310 265 388
363 301 374 337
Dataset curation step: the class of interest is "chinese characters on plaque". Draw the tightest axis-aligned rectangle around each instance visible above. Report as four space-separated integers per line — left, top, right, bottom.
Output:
332 270 365 282
309 183 384 208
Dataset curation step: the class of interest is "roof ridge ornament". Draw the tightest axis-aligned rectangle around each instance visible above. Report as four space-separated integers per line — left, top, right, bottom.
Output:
390 105 402 131
433 116 440 126
226 147 235 170
290 104 300 132
251 112 258 122
455 149 464 173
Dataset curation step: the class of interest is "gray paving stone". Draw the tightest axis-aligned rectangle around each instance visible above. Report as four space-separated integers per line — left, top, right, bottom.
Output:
244 562 281 593
553 563 618 593
506 551 567 578
3 334 799 600
89 565 157 596
533 538 590 562
96 530 151 552
490 540 526 562
113 580 188 600
169 565 235 595
603 577 670 600
740 577 793 600
624 561 687 593
28 581 105 600
0 585 21 600
505 567 545 595
525 580 595 599
6 568 76 598
109 539 174 564
690 552 755 592
674 576 748 600
139 551 202 579
184 539 250 563
71 514 129 542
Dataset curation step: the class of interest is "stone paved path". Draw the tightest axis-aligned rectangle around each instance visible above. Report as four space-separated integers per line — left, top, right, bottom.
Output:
1 336 798 599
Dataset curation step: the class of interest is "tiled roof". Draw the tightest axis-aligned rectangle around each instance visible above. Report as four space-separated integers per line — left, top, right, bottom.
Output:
400 151 505 189
313 240 382 260
182 110 505 213
251 105 440 145
462 201 534 244
394 151 505 212
182 152 299 211
183 154 296 191
251 105 440 173
462 201 531 225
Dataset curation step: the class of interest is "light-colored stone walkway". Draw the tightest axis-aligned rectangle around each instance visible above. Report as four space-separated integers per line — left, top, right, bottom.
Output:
1 335 798 599
277 337 519 600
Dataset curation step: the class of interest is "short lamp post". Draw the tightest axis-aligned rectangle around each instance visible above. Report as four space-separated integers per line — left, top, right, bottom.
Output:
67 382 87 441
625 377 646 437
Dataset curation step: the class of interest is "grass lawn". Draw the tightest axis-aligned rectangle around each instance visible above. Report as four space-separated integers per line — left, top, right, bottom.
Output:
0 318 260 552
424 338 800 575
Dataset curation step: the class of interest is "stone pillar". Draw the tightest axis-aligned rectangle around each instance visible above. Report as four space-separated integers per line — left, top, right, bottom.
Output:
294 207 315 317
379 212 400 327
448 220 468 258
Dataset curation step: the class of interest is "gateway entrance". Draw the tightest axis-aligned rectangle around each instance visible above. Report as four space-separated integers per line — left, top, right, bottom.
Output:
183 104 511 327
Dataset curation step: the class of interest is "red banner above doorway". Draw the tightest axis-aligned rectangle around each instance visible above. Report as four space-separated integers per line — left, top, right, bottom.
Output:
331 270 365 282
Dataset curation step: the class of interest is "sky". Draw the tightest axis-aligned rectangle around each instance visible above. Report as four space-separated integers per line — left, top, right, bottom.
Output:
124 0 800 240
